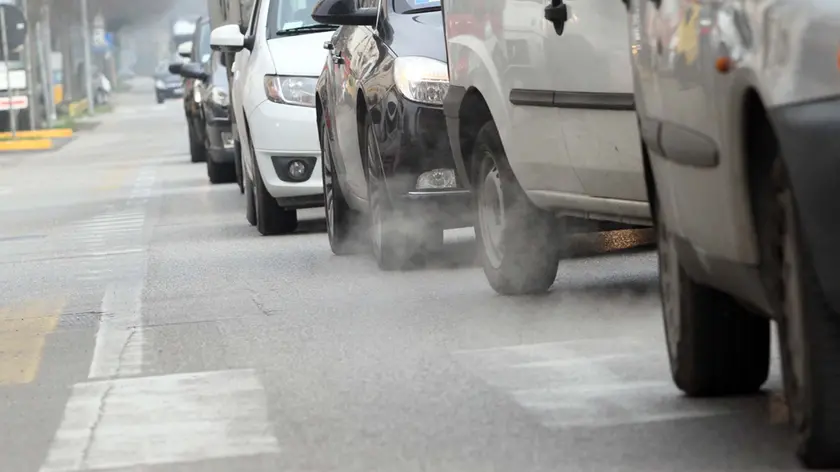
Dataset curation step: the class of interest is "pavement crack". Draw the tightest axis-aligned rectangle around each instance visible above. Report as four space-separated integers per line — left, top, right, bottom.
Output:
114 328 138 378
246 287 273 316
79 383 115 469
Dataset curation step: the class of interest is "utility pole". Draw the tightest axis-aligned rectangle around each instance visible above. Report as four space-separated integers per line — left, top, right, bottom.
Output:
38 1 55 125
21 0 35 129
80 0 94 114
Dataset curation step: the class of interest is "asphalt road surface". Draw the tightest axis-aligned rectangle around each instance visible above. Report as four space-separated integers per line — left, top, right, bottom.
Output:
0 82 804 472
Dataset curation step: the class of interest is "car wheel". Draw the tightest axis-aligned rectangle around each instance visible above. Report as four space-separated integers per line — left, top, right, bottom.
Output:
254 159 297 236
207 158 236 184
771 157 840 468
233 138 244 193
188 122 207 163
653 161 770 397
472 121 564 295
321 116 363 255
363 115 426 270
156 93 164 104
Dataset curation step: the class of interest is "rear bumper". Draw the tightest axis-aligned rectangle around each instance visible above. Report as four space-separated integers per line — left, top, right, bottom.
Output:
771 96 840 313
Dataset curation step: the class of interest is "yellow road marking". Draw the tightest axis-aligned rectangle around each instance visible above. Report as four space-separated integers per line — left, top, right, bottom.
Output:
0 298 65 385
96 167 133 191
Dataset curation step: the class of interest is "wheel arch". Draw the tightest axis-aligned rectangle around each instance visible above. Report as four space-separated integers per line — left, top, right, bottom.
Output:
457 87 493 186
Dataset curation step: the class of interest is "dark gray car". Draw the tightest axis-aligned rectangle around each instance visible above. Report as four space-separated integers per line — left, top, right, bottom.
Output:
153 61 184 103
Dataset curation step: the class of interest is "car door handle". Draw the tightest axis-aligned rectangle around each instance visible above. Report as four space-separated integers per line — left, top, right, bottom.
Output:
544 0 569 36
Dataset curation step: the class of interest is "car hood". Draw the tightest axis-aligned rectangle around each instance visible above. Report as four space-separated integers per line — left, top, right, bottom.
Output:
266 31 335 77
386 10 446 62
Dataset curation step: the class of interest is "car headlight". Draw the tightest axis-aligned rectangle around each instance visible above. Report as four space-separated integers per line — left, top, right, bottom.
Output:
393 56 449 105
155 79 165 89
210 88 229 106
263 75 316 107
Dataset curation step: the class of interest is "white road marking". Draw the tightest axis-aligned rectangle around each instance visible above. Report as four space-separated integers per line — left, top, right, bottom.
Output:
88 280 145 379
454 337 742 428
39 370 280 472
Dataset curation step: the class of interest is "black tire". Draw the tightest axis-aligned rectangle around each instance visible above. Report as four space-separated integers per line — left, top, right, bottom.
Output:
156 93 165 104
472 121 565 295
770 157 840 468
321 116 364 255
233 138 244 193
254 161 298 235
188 122 206 163
652 158 770 397
244 167 257 227
363 115 431 270
207 158 236 184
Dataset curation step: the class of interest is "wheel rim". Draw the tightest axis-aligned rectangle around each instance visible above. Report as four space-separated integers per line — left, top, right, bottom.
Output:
478 164 505 269
657 216 681 367
779 179 808 431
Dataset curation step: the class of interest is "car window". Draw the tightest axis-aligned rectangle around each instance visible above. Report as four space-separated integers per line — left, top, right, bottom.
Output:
392 0 439 14
271 0 321 33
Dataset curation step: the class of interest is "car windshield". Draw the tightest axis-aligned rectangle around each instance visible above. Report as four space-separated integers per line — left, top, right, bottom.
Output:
393 0 440 14
271 0 323 34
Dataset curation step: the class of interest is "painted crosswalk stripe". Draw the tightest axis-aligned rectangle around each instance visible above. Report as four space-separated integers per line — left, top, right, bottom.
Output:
454 337 743 429
40 370 280 471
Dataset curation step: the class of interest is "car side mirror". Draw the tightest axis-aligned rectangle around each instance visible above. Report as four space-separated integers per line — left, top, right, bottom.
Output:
179 62 209 81
211 24 246 53
177 41 193 58
311 0 377 26
168 63 183 75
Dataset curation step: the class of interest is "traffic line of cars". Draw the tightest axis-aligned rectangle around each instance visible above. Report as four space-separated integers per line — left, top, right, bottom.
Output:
179 0 840 467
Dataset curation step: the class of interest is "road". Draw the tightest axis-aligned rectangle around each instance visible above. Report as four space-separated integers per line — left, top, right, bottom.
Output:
0 82 802 472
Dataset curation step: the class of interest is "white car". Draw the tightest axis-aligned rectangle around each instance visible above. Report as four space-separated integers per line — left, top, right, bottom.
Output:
442 0 649 294
210 0 335 235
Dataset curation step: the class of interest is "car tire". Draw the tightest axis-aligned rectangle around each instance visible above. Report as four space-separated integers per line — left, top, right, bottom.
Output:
207 158 236 184
768 156 840 468
321 116 364 255
254 160 298 236
363 115 430 270
156 93 165 104
188 122 206 163
653 163 770 397
233 138 244 194
472 121 565 295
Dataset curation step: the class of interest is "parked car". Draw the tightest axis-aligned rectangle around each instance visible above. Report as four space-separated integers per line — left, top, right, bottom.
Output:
627 0 840 467
154 61 184 103
210 0 331 235
174 51 238 184
441 0 647 294
311 0 472 270
170 16 213 163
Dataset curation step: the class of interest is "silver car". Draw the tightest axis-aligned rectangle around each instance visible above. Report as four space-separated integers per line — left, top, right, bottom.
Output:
628 0 840 467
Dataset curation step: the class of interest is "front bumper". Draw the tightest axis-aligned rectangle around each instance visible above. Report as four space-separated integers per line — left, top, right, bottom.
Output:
206 116 235 164
156 85 184 98
772 96 840 314
249 101 323 205
375 90 469 198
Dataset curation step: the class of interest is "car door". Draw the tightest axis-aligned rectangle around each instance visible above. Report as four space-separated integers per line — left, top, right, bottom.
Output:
329 10 376 199
640 0 754 260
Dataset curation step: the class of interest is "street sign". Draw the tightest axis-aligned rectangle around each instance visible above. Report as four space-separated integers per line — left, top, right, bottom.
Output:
0 5 25 51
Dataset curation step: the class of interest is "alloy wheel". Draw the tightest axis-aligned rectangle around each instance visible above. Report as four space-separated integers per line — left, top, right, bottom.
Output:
478 163 505 269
